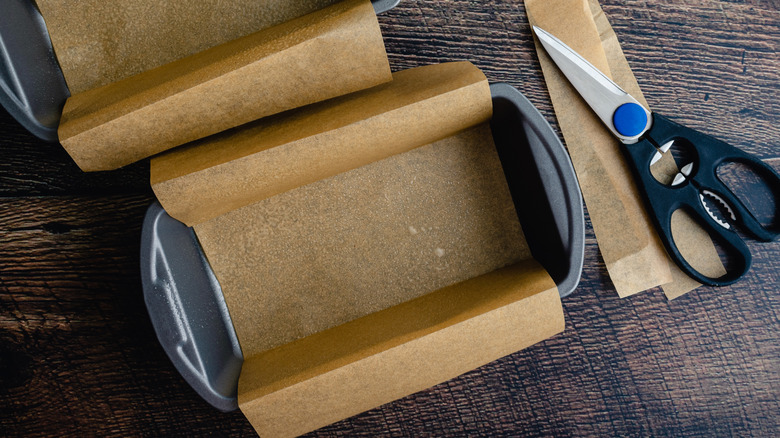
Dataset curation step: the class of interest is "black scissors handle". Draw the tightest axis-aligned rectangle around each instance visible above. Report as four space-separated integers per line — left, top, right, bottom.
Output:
622 114 780 286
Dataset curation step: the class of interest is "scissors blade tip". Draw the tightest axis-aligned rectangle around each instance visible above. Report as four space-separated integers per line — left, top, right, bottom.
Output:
529 26 651 142
530 26 558 50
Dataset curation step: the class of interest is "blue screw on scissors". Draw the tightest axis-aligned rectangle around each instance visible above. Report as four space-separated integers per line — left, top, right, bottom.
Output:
533 26 780 286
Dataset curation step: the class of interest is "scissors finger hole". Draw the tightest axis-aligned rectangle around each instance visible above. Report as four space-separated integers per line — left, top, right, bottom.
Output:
670 209 744 281
717 161 779 233
649 138 697 186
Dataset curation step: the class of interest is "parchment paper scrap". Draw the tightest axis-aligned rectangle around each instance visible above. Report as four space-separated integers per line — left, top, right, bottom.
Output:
587 0 723 299
525 0 724 298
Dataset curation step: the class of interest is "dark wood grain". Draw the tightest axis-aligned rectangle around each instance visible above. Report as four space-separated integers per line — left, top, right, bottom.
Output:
1 0 778 436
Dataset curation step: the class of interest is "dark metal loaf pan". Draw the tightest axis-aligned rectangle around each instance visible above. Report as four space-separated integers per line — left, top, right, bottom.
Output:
139 83 585 412
0 0 400 142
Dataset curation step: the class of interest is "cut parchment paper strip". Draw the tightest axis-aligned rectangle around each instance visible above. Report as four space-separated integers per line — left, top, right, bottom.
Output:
36 0 342 94
525 0 671 297
152 62 492 226
585 0 722 299
58 0 391 171
526 0 724 298
587 0 723 299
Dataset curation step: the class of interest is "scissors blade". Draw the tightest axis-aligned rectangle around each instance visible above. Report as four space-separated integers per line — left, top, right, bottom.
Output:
533 26 652 143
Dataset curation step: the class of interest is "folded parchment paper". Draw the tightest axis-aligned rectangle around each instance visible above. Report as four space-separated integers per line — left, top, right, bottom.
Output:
199 120 562 438
239 259 560 438
57 0 391 171
194 122 530 355
156 61 564 437
525 0 723 298
36 0 341 94
152 62 492 226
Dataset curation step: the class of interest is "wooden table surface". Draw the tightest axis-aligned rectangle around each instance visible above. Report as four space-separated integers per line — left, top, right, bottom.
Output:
1 0 778 436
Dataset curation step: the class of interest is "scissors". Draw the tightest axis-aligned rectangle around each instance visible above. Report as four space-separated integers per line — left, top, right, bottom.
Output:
533 26 780 286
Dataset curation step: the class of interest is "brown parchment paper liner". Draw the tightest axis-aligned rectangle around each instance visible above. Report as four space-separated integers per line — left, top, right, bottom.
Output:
57 0 391 171
525 0 723 298
152 62 492 226
184 62 563 436
194 122 530 355
36 0 341 94
196 122 562 438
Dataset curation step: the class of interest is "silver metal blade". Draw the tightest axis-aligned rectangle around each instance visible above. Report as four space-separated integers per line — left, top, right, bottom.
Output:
533 26 652 144
700 190 736 229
